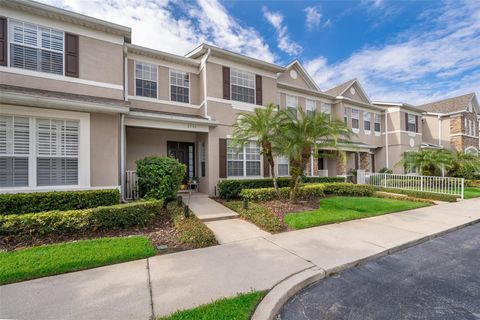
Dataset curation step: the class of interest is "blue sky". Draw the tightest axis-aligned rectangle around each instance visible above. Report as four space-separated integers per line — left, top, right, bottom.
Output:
40 0 480 104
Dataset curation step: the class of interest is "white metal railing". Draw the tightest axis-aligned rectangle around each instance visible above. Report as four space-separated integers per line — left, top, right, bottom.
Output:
125 170 139 201
368 173 464 200
318 170 328 177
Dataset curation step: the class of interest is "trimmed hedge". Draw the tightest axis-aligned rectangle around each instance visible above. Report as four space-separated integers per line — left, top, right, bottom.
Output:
218 176 345 199
376 188 458 202
0 189 120 215
0 200 163 239
374 191 435 204
240 184 326 202
222 201 284 233
167 202 217 248
323 183 375 197
466 180 480 188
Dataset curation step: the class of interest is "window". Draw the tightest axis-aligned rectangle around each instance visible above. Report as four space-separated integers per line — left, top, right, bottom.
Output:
135 62 157 98
277 156 289 176
286 95 298 118
200 142 206 177
9 20 64 75
37 119 79 186
344 107 349 125
0 115 79 188
231 69 255 104
374 113 381 132
351 109 359 129
407 114 416 132
306 99 316 116
321 103 331 115
0 116 29 187
364 112 371 131
469 120 473 136
170 70 189 103
227 140 261 177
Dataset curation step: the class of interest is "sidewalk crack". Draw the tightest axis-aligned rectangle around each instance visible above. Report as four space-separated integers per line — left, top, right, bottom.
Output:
146 258 155 320
262 236 315 266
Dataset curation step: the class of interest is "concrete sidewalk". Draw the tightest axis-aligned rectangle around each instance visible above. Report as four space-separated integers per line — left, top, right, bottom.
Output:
1 198 479 320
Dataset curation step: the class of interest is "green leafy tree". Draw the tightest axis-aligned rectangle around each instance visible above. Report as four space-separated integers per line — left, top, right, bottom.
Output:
400 149 453 176
274 108 351 202
448 151 480 179
231 103 282 190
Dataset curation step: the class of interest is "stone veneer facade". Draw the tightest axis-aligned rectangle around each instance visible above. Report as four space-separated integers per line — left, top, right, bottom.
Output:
450 112 479 152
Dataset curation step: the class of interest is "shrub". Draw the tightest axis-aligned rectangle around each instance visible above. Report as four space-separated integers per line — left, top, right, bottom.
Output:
379 167 393 174
217 176 345 199
0 189 120 215
0 200 163 239
466 180 480 188
377 188 458 202
240 184 326 202
167 202 217 248
222 201 284 233
374 191 435 204
323 183 375 197
136 156 186 201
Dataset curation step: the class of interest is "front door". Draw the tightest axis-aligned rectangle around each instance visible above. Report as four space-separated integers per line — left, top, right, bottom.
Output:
167 141 195 183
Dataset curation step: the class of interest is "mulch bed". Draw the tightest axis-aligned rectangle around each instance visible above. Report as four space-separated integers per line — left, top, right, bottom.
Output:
0 214 192 253
261 199 319 222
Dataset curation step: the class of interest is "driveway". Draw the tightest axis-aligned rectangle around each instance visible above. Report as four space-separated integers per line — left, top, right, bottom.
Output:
278 223 480 320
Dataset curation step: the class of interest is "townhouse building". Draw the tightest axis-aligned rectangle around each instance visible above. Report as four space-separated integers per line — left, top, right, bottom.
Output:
0 0 477 198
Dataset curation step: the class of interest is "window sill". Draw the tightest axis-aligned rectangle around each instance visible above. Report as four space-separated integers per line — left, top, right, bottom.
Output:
364 130 371 135
352 128 360 134
231 101 262 111
374 132 381 137
225 175 263 180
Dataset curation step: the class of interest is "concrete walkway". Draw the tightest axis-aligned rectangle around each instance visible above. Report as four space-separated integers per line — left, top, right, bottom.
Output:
1 198 479 320
182 192 270 244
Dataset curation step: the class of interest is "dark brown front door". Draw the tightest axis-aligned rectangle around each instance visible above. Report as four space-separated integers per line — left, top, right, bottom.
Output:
167 141 195 183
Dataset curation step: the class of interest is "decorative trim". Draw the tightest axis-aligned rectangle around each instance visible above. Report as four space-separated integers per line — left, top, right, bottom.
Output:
128 95 201 109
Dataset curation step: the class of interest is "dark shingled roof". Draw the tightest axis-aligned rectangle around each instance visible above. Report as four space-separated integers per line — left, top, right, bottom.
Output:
418 93 474 114
325 79 356 97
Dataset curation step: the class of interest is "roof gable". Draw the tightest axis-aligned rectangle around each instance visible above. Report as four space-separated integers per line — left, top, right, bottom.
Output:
325 79 371 103
419 93 478 114
277 60 319 91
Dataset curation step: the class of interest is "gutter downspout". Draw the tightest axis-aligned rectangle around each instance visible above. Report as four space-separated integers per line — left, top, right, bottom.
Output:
202 48 212 120
438 115 442 146
124 46 129 102
385 112 389 168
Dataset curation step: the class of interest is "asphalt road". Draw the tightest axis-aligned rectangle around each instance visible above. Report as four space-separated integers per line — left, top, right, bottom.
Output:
278 223 480 320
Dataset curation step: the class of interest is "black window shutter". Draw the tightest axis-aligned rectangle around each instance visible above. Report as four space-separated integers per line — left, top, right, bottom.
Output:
222 67 230 100
415 115 419 133
219 139 227 178
405 112 408 131
0 17 7 66
255 75 263 105
65 33 79 77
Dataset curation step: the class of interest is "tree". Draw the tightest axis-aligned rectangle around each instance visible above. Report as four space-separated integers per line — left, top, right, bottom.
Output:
274 108 351 202
448 151 480 179
400 149 453 176
231 103 282 190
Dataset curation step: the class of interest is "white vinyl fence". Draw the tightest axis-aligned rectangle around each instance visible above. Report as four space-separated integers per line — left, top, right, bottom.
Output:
368 173 464 200
125 170 139 201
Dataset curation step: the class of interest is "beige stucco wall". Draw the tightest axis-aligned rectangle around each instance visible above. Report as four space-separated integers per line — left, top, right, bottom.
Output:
125 127 197 170
342 83 369 104
90 113 120 187
277 65 313 89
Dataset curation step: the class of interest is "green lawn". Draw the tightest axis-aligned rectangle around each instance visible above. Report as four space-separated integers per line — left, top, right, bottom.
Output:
464 187 480 199
284 196 431 230
0 236 156 285
158 291 265 320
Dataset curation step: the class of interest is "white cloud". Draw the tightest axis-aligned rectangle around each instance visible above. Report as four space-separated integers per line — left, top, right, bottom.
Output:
305 7 321 30
37 0 275 61
263 7 302 56
305 1 480 104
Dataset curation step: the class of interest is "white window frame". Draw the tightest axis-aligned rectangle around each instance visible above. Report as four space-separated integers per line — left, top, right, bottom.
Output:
134 61 158 99
8 19 65 76
306 99 316 116
374 113 381 136
407 113 416 133
344 107 349 125
226 140 261 178
286 95 298 117
0 106 90 192
364 111 371 135
230 68 256 104
169 69 190 104
277 155 290 177
351 108 359 132
320 103 331 116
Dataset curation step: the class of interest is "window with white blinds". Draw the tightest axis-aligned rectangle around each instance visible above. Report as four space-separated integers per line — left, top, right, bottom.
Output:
36 119 79 186
0 116 29 187
9 20 64 75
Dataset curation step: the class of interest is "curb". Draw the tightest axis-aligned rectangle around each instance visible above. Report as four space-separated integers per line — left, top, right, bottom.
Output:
251 267 325 320
252 216 480 320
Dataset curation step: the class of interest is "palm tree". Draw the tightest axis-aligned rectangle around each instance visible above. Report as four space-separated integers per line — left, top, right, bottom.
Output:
400 149 453 176
448 151 480 179
274 108 351 202
231 103 281 190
